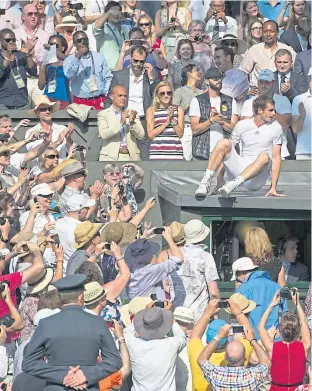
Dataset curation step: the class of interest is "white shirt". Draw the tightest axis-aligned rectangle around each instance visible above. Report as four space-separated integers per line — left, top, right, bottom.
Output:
128 70 144 117
54 216 81 274
90 0 107 15
19 210 54 235
9 152 25 170
189 0 211 20
292 90 312 156
205 15 237 39
231 118 283 159
241 94 291 158
25 122 67 160
124 323 186 391
189 95 238 152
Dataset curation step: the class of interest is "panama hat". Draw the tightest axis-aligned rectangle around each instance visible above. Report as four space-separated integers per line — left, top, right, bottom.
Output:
134 307 173 341
225 292 257 314
56 15 78 33
61 161 88 178
84 282 108 306
170 221 185 245
26 267 54 295
215 34 248 55
100 222 137 246
184 219 210 244
28 96 60 117
73 221 104 249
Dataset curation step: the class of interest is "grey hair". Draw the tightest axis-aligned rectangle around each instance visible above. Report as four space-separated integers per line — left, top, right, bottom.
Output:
103 163 121 175
188 20 205 32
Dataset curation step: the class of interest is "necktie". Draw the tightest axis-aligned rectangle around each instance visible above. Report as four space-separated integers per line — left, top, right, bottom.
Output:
280 74 286 93
212 19 219 42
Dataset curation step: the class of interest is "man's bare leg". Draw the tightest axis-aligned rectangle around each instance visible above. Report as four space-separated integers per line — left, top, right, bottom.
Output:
195 139 232 196
218 152 270 198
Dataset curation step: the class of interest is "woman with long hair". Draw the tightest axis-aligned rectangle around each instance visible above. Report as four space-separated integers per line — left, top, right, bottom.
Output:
168 38 204 89
137 14 167 59
38 34 71 108
146 81 184 160
155 0 192 61
259 289 310 391
246 19 263 48
277 0 309 30
244 227 286 286
238 1 266 40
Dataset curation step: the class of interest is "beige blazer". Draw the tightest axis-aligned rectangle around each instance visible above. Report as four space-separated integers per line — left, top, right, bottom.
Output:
98 105 145 161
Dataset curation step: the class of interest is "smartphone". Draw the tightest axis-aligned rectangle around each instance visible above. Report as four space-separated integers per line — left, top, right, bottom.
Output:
106 320 114 328
53 234 60 245
232 325 244 334
154 228 165 235
154 301 164 308
21 244 29 252
34 197 38 203
0 9 5 15
130 39 142 47
218 300 229 309
105 243 111 250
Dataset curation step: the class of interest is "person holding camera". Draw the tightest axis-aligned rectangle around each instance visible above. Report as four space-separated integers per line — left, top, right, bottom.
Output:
121 0 145 33
53 0 87 30
259 288 311 391
93 1 129 71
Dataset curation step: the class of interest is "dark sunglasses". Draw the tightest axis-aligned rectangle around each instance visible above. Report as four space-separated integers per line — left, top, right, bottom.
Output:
75 37 88 44
4 38 16 43
26 12 38 16
39 107 53 112
38 194 53 198
223 41 237 47
49 42 60 48
139 22 151 27
158 91 172 97
132 59 145 65
0 151 9 157
46 154 59 159
210 77 222 81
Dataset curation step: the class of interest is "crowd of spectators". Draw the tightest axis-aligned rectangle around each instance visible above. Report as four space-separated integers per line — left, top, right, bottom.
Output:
0 0 310 390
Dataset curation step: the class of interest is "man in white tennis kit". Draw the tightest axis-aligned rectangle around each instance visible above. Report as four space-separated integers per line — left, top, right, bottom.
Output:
195 95 286 198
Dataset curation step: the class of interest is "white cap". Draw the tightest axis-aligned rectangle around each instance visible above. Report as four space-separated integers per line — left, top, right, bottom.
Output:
231 257 259 281
31 183 54 197
65 194 95 213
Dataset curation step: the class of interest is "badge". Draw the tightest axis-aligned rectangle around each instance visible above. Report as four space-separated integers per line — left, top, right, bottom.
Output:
221 105 228 112
48 79 56 93
88 76 98 93
13 73 25 89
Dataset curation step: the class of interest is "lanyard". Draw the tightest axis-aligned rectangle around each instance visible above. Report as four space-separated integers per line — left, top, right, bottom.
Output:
106 23 125 52
8 54 20 76
79 52 96 76
48 60 61 82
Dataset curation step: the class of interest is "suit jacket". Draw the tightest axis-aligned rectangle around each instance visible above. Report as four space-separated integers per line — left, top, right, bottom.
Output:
294 49 311 82
280 27 311 53
287 262 309 282
273 70 308 102
98 105 145 161
104 68 160 113
22 305 122 391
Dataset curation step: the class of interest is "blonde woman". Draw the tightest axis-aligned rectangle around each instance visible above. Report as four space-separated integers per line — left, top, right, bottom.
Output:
244 227 286 286
137 14 167 59
155 0 192 61
146 81 184 160
277 0 309 30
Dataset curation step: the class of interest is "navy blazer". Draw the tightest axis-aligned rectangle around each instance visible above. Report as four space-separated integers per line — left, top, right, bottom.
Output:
273 70 308 102
280 27 311 53
294 49 311 82
22 305 122 391
287 261 310 282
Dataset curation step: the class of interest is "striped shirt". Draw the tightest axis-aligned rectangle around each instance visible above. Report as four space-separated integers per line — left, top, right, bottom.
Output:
149 107 184 160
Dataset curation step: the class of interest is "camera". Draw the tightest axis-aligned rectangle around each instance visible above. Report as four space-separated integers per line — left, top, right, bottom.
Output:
105 243 111 250
118 184 125 194
75 145 85 151
280 286 295 300
53 234 60 245
154 301 164 308
130 39 142 47
0 9 5 15
232 325 244 334
170 17 177 22
0 315 14 328
69 2 83 10
123 167 130 178
122 11 133 18
218 299 229 309
0 281 10 294
213 11 219 17
0 218 6 226
194 36 203 42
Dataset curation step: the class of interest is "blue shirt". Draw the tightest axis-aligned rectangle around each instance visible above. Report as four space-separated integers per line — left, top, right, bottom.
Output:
63 51 112 98
43 64 71 103
236 271 288 340
257 1 289 20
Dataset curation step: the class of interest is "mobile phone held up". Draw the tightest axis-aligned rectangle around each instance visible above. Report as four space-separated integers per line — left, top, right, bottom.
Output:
154 228 165 235
232 325 244 334
218 300 229 309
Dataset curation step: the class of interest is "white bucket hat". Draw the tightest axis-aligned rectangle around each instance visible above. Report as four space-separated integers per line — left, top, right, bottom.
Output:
231 257 259 281
184 219 210 244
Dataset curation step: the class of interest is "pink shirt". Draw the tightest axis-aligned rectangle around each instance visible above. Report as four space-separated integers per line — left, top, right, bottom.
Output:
13 24 50 68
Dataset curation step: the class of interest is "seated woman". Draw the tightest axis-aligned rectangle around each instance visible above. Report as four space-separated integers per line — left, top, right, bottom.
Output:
168 38 205 90
38 35 71 109
155 0 191 62
237 0 267 41
246 19 263 48
147 81 184 160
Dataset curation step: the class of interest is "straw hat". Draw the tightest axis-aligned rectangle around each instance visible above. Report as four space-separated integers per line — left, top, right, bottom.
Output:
225 293 256 314
73 221 104 249
51 159 78 180
100 222 137 246
84 282 107 307
215 33 248 55
26 267 54 295
170 221 185 245
56 15 78 33
28 96 60 117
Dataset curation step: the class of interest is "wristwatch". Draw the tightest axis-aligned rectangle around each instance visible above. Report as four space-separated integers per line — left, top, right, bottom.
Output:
213 336 220 342
91 253 99 259
171 119 178 126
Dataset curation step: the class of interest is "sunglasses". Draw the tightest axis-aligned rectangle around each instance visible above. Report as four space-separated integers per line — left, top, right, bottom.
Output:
39 107 53 112
46 154 59 159
38 194 53 198
49 42 60 48
158 91 172 97
139 22 151 27
223 41 237 47
4 38 16 43
0 151 9 157
75 38 88 44
132 59 145 65
107 172 121 176
26 12 38 16
210 77 222 81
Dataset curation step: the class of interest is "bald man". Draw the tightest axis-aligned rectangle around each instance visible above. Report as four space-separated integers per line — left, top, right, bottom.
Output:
13 3 49 106
197 324 270 390
98 84 145 161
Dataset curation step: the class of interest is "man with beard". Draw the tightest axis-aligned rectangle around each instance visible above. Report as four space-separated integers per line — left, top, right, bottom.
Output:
63 30 112 110
104 45 160 161
195 96 284 198
190 67 238 163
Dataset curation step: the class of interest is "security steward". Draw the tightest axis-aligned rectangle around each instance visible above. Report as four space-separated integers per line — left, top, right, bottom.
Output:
22 274 122 390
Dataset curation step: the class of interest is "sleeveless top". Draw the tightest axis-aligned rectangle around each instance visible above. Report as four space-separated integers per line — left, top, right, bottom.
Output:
149 107 184 160
270 341 306 391
44 64 71 103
